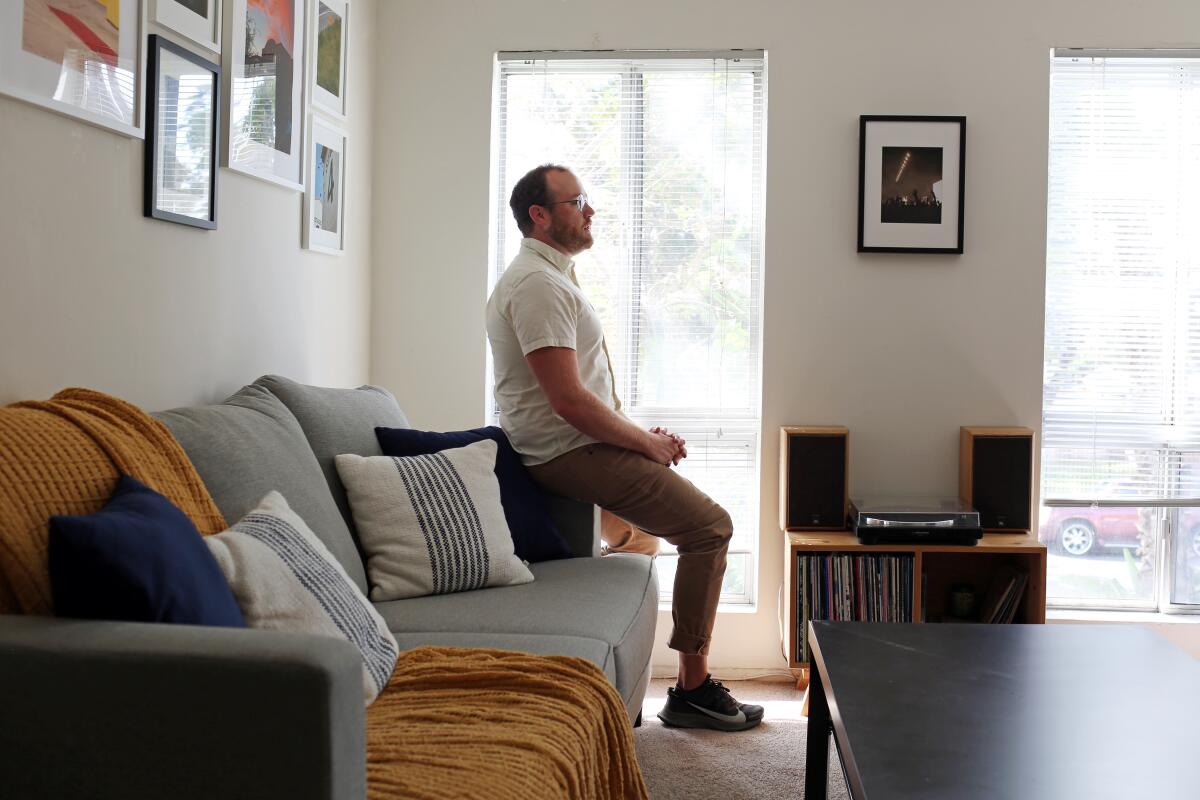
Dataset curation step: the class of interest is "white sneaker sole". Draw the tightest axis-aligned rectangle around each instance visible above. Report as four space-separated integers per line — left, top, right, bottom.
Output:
656 708 763 732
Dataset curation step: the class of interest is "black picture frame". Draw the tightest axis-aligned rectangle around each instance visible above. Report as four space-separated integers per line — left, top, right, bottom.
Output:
144 34 221 229
857 115 965 254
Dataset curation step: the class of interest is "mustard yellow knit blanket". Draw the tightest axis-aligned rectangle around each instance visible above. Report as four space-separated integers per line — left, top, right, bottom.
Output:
0 388 227 614
367 647 649 800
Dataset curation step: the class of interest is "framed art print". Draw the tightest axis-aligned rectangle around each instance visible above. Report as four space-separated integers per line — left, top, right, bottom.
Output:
223 0 305 190
857 115 965 254
0 0 144 137
145 34 220 228
303 115 346 254
153 0 220 53
307 0 348 120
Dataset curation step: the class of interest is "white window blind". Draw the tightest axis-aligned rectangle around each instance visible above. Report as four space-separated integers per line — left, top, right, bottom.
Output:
1043 52 1200 505
490 52 766 603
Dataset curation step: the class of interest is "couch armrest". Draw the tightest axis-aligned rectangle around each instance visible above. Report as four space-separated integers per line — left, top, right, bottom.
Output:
539 492 601 557
0 616 365 800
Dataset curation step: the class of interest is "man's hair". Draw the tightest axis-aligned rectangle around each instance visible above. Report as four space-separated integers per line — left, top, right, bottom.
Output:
509 164 567 236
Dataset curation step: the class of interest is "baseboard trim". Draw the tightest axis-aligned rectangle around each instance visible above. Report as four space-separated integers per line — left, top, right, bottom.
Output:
650 665 799 682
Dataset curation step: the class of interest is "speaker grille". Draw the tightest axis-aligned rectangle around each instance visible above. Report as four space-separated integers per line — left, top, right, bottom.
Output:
972 436 1032 530
786 434 847 529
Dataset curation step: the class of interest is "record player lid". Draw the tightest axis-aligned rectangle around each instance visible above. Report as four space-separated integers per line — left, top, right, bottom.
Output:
851 496 975 514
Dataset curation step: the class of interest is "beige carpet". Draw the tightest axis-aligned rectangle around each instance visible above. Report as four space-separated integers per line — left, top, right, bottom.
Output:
635 678 850 800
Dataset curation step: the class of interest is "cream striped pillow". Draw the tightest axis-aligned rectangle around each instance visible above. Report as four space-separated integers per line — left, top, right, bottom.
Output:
335 439 534 601
205 491 399 705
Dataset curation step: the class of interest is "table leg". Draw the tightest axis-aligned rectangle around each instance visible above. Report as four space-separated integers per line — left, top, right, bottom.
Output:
804 661 830 799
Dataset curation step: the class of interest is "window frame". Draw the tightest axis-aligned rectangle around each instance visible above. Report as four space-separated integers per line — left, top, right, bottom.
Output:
1042 49 1200 615
487 51 767 606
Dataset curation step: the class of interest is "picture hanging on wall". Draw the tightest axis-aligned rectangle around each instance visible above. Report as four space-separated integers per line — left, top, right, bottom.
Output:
857 115 965 254
144 34 220 229
222 0 305 190
306 0 348 120
153 0 221 53
303 114 346 254
0 0 144 137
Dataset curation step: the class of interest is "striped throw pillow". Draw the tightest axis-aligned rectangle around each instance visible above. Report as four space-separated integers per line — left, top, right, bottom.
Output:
335 439 535 601
205 491 399 705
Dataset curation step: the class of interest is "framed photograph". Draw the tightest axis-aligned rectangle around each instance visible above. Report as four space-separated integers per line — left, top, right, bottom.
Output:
857 115 966 254
306 0 348 120
144 34 220 228
303 115 346 254
0 0 145 137
222 0 305 190
153 0 220 53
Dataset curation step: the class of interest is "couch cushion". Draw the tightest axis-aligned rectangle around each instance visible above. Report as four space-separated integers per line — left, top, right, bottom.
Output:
391 632 615 683
373 555 657 707
254 375 409 543
49 475 245 628
152 384 369 594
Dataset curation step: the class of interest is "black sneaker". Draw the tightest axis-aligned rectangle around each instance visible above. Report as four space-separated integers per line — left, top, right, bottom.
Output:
657 675 764 732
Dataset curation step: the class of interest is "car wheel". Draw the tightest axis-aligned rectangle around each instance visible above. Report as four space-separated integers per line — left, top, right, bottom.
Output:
1058 520 1097 556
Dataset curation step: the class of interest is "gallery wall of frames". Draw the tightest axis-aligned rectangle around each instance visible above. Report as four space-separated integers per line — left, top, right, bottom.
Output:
0 0 350 253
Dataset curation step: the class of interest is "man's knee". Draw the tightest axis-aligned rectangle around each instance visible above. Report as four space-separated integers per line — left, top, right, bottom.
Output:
694 505 733 552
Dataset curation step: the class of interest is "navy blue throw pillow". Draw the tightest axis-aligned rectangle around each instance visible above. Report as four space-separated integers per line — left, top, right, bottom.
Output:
49 475 246 627
374 426 573 563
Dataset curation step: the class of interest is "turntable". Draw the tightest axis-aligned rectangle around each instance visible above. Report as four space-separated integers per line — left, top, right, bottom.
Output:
850 497 983 545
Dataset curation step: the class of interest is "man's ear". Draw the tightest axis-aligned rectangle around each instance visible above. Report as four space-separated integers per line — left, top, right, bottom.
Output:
527 205 548 230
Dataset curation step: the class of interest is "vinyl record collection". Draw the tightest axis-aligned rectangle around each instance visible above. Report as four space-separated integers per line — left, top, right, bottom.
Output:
794 553 914 663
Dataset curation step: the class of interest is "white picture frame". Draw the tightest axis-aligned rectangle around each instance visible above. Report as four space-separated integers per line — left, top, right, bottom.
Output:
0 0 146 138
152 0 220 53
305 0 347 121
303 114 346 254
222 0 305 190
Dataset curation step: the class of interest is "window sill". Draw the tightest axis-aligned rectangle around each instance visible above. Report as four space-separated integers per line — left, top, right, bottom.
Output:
1047 608 1200 624
657 601 758 614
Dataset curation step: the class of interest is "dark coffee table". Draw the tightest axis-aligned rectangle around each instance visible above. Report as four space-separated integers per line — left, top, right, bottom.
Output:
804 621 1200 799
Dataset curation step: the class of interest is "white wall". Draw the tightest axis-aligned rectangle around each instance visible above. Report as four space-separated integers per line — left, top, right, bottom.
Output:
371 0 1200 671
0 0 378 411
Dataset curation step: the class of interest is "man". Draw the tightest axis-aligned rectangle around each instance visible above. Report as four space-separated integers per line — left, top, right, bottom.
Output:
485 164 764 732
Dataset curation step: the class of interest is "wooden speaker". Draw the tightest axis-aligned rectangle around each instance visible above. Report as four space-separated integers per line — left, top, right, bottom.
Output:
959 426 1035 532
780 426 849 531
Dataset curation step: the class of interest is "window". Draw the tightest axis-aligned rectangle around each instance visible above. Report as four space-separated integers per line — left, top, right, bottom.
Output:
488 51 767 604
1042 50 1200 612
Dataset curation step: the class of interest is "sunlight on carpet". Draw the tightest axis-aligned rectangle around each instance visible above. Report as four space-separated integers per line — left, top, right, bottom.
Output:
634 678 849 800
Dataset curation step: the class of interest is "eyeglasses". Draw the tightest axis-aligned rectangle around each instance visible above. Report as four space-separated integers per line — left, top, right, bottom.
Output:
542 193 589 212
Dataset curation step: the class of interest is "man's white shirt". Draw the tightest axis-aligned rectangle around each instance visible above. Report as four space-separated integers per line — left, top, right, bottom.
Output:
486 238 620 466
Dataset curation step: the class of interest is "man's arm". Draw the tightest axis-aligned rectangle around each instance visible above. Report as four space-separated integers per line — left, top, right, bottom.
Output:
525 346 679 465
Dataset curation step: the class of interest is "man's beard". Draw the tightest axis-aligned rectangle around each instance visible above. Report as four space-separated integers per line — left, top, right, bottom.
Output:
550 216 593 255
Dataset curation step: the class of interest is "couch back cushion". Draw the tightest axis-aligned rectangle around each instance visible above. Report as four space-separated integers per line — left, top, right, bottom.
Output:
153 384 369 594
253 375 410 543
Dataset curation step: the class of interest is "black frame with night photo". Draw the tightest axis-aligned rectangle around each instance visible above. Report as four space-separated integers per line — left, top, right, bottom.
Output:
857 115 965 254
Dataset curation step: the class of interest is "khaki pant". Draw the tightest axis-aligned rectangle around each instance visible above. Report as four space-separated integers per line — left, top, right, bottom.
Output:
527 443 733 655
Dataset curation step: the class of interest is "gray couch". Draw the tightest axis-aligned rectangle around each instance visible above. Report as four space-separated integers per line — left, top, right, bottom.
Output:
0 375 658 800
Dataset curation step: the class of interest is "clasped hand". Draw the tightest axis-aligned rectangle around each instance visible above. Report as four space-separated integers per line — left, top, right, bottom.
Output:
648 426 687 466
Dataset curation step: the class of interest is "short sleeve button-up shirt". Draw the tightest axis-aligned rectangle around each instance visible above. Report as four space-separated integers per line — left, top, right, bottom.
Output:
486 238 619 465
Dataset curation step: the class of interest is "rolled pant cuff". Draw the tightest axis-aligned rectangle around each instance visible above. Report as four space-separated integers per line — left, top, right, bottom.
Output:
668 631 711 655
